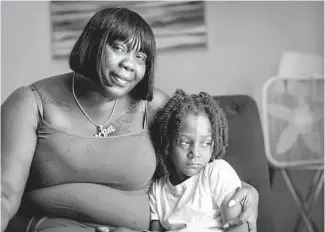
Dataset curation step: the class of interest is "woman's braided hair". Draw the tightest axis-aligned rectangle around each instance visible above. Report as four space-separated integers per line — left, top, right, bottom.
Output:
151 89 229 179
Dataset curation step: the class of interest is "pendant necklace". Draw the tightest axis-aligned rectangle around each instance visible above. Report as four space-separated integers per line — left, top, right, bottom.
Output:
72 73 118 138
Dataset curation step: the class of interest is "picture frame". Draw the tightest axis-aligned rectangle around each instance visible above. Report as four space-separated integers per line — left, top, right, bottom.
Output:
50 1 207 59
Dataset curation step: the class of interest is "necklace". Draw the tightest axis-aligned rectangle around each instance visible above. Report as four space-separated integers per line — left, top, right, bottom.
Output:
72 73 118 137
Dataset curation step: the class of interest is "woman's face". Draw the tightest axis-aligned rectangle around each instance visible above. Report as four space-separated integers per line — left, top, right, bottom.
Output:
100 39 147 98
170 114 214 182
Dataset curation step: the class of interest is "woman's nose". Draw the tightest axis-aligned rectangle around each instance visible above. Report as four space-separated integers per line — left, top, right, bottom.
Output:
120 55 135 72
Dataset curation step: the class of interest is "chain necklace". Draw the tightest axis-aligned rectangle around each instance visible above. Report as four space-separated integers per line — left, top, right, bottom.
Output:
72 73 118 137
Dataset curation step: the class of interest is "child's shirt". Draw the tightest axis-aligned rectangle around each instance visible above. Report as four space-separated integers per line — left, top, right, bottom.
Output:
149 159 241 231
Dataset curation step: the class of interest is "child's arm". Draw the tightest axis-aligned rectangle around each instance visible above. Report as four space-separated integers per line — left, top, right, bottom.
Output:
149 220 166 232
107 223 165 232
148 180 168 232
220 191 249 232
207 160 249 232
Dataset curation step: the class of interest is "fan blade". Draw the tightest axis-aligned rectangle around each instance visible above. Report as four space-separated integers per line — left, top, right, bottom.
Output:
302 131 323 156
267 104 292 120
310 110 324 124
276 125 298 155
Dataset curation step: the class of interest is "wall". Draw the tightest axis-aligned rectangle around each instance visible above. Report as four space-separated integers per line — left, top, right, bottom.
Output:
1 1 324 232
1 1 324 106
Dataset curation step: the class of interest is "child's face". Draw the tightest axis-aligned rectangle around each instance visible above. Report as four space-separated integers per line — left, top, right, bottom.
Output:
171 113 214 179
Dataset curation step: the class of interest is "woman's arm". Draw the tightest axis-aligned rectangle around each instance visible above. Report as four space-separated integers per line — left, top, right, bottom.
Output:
220 191 249 232
222 182 259 232
106 222 164 232
1 87 39 232
108 222 179 232
149 220 165 232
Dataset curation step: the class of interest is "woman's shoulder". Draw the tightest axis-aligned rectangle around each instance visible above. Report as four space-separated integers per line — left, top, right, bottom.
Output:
2 85 38 110
145 88 169 126
2 73 70 105
32 72 71 93
1 86 41 131
2 72 73 123
28 73 75 110
147 88 169 117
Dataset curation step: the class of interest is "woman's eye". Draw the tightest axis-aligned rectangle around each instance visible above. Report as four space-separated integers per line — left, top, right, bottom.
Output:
113 45 124 52
136 54 147 62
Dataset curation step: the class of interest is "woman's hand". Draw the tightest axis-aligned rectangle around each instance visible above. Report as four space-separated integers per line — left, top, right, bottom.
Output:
222 182 259 232
105 227 135 232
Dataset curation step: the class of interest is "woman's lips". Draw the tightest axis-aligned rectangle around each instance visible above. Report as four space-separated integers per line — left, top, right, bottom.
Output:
102 76 111 86
111 73 132 87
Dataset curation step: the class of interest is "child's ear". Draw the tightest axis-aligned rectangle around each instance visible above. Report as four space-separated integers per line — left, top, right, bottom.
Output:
209 152 216 162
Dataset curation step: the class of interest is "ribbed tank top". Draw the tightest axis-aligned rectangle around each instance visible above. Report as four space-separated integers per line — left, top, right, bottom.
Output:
25 85 157 192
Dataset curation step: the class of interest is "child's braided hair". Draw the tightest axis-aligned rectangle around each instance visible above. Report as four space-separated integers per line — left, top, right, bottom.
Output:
150 89 229 179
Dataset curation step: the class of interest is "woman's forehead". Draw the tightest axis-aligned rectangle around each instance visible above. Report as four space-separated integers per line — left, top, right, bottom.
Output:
116 35 142 52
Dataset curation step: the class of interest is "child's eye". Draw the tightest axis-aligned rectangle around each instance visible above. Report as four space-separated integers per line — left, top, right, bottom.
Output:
201 141 212 148
179 140 191 148
180 141 190 145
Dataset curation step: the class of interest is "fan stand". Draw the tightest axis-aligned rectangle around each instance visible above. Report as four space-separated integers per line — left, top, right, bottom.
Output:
282 81 324 232
281 82 324 232
281 80 324 232
280 166 324 232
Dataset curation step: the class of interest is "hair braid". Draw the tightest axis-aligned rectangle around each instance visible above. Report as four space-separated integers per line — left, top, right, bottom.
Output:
151 89 189 177
197 92 229 160
151 89 229 179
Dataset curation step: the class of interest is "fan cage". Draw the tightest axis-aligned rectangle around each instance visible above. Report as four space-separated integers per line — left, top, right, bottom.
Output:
262 76 324 169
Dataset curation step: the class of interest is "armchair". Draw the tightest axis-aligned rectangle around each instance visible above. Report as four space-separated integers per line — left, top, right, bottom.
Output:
214 94 275 232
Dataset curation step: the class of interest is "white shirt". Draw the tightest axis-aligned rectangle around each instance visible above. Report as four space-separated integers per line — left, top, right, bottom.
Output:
149 159 241 231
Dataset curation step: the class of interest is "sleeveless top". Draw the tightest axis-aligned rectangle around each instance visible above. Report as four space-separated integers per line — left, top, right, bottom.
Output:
25 85 157 192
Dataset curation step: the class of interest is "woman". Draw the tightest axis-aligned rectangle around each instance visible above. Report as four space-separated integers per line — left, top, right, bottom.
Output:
1 7 258 232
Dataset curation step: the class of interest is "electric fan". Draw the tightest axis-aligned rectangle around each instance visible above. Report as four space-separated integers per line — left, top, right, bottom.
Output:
262 51 324 232
262 52 324 168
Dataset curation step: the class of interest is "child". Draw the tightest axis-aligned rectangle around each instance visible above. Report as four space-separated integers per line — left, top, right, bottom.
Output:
149 90 248 232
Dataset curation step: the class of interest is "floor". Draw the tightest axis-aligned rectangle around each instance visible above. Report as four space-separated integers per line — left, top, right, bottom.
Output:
271 169 324 232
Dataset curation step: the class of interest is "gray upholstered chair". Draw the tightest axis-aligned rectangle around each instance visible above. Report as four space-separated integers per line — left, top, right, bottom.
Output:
214 94 275 232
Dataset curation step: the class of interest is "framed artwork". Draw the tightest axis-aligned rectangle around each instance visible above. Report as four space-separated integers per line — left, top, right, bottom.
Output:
50 1 207 59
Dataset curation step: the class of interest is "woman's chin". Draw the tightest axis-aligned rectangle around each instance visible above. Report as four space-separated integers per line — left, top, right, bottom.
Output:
102 84 133 99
